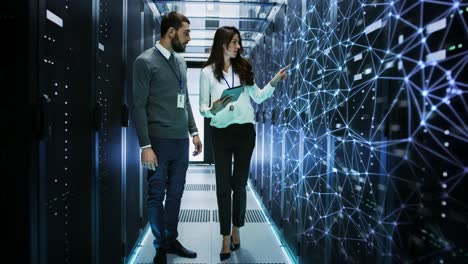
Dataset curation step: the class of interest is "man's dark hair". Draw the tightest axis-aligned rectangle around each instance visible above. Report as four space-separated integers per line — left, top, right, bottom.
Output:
160 11 190 37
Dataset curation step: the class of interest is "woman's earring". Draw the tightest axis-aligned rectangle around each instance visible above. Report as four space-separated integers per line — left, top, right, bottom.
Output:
229 105 234 111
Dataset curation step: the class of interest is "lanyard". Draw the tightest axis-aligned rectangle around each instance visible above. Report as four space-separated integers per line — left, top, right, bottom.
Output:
155 48 182 91
222 68 235 89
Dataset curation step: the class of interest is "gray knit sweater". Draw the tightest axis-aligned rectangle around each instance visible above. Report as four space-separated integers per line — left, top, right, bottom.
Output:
131 47 198 147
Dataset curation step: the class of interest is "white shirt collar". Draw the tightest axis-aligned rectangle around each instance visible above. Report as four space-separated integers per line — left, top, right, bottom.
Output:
155 41 173 60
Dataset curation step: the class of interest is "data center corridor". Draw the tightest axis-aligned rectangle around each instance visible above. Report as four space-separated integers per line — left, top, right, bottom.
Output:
3 0 468 264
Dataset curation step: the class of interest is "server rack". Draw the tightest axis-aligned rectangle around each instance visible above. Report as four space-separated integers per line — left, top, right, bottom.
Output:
251 0 467 263
4 0 151 263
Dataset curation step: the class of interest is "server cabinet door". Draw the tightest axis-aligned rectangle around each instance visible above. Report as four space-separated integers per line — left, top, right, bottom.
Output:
383 2 468 262
4 1 40 263
36 0 95 263
93 0 125 263
269 3 287 234
122 0 146 258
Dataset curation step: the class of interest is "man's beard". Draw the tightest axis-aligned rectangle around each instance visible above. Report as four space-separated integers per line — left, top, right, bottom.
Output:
172 35 186 52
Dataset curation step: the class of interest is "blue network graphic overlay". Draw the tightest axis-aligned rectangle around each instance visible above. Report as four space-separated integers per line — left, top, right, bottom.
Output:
250 0 467 263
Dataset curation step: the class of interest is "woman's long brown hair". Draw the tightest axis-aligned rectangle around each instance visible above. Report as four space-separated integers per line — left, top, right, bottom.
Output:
203 26 254 86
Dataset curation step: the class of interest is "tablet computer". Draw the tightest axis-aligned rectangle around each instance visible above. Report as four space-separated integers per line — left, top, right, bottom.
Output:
221 85 244 102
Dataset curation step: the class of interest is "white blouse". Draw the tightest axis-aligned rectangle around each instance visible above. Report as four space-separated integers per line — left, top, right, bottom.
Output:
199 64 275 128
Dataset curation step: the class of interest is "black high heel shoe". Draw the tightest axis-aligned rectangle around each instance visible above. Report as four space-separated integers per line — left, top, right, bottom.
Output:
220 237 231 261
230 236 240 251
220 251 231 261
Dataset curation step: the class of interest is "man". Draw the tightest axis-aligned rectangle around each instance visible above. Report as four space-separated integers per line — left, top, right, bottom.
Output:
132 11 202 264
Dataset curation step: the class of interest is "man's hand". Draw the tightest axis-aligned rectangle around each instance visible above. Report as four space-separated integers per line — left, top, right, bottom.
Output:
141 147 158 170
192 135 202 156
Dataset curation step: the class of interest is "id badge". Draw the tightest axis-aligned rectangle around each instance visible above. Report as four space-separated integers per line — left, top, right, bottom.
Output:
177 93 185 109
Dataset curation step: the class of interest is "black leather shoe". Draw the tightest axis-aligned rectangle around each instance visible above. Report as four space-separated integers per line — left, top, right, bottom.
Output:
230 236 240 251
153 248 167 264
166 240 197 258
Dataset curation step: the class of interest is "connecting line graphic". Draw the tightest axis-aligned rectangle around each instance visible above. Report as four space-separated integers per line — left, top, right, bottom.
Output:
252 0 467 262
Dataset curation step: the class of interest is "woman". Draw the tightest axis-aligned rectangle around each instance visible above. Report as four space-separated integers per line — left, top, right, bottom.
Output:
199 26 289 261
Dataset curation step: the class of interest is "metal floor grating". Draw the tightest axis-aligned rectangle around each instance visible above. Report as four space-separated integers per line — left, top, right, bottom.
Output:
185 184 212 191
212 209 267 223
179 209 211 222
212 210 218 222
188 168 214 174
211 184 250 191
244 209 267 223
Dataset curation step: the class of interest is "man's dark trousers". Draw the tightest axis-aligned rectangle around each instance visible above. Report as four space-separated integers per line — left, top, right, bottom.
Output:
147 137 189 249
